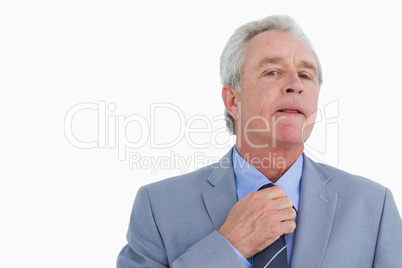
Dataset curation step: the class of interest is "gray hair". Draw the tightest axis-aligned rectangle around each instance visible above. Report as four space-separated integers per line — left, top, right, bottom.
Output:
220 15 323 135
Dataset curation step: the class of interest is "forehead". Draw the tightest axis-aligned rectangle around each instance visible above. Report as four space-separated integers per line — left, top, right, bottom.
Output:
244 30 317 70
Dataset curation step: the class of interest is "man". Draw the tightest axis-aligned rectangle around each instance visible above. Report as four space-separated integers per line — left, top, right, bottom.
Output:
117 15 402 267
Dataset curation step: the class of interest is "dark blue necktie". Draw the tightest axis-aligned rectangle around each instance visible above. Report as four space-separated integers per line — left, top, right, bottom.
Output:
253 183 287 268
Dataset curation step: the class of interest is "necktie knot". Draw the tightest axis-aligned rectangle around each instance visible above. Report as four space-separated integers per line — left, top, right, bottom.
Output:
258 183 275 191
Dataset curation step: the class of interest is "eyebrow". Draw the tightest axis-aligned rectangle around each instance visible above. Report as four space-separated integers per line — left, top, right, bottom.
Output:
255 57 318 74
256 56 284 69
300 60 318 73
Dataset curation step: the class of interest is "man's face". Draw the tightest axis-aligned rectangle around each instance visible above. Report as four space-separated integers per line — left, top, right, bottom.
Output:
235 30 320 148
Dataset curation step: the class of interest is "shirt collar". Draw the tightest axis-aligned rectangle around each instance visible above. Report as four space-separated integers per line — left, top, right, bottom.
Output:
232 146 303 212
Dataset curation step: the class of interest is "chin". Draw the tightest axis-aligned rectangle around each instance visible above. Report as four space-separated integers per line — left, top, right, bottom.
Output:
273 127 305 146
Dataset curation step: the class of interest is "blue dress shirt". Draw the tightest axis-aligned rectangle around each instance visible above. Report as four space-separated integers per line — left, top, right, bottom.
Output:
230 146 303 268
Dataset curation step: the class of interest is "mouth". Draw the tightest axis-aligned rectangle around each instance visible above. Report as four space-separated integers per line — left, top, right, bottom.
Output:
276 106 305 117
277 109 302 114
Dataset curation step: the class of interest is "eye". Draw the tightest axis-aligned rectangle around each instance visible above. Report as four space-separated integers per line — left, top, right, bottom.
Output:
266 71 277 76
299 73 310 79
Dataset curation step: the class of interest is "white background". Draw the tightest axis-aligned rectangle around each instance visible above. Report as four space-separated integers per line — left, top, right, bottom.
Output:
1 1 401 267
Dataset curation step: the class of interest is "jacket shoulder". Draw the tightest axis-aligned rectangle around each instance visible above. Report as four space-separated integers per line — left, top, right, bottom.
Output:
143 150 233 196
144 164 216 194
311 160 387 198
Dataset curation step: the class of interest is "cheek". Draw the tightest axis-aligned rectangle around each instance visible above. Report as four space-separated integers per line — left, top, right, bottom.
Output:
304 95 319 126
239 83 277 118
307 90 319 110
242 96 273 119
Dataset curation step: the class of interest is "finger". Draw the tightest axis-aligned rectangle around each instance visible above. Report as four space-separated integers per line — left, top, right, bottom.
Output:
263 205 296 223
255 197 293 219
257 186 286 200
274 197 294 210
282 221 296 236
278 207 297 222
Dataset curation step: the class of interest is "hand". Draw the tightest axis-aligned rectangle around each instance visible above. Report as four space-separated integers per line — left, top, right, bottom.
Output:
218 186 296 259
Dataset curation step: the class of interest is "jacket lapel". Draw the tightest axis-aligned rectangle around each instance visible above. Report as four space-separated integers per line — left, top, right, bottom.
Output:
202 148 238 230
290 155 338 268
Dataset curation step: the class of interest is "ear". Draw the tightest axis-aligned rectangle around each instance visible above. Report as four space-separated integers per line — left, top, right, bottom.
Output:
222 85 240 120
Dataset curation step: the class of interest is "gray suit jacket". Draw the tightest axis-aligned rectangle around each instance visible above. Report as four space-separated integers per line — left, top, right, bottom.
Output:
117 148 402 267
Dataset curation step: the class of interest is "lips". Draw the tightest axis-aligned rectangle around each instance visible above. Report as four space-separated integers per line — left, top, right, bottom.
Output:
278 109 302 114
276 105 305 117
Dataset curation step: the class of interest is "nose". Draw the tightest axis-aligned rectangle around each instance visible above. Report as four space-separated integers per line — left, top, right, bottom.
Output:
282 71 304 94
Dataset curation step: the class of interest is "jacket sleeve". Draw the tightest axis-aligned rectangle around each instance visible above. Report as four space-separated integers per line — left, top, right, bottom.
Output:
171 230 247 268
373 188 402 267
117 186 246 268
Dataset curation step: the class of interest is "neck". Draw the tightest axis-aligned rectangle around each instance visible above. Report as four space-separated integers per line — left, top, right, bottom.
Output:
235 142 303 183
